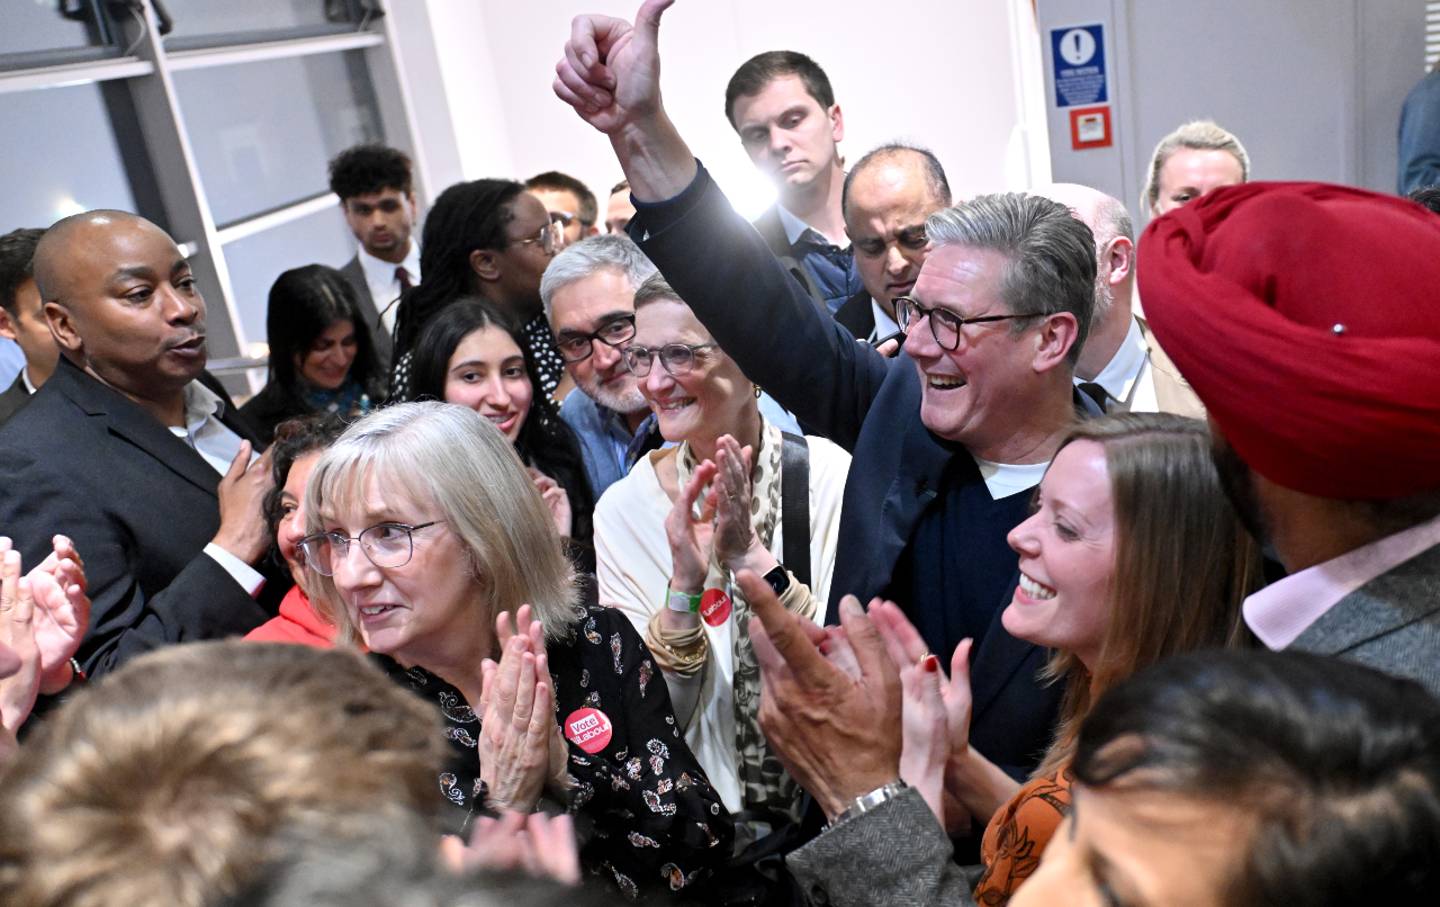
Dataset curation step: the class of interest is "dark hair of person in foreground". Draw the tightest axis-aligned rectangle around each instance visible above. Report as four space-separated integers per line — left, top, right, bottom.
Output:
1074 649 1440 905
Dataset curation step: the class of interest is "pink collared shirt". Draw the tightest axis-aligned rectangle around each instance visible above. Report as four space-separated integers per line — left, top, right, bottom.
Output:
1244 514 1440 650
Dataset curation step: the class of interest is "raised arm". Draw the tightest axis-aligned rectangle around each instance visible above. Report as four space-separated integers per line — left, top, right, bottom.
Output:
554 1 893 447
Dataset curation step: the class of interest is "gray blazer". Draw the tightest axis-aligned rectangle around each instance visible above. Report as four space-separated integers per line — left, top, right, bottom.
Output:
1289 542 1440 697
338 254 396 365
786 788 977 906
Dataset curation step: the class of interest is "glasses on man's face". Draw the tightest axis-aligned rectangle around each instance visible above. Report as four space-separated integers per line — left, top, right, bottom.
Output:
894 296 1030 352
622 342 720 378
555 314 637 363
512 220 564 256
299 521 441 577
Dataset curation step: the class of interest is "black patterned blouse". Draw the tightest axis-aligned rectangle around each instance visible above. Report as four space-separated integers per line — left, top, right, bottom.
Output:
376 606 733 901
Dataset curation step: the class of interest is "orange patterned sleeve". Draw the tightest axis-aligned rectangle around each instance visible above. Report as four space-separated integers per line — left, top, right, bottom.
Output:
973 769 1074 906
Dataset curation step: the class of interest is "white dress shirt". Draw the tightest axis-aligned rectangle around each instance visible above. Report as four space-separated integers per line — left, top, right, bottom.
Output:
357 241 421 335
167 380 265 597
868 300 901 343
1078 315 1159 413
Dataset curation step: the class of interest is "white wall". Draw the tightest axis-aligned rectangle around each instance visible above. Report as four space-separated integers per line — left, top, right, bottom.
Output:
1037 0 1425 224
409 0 1037 221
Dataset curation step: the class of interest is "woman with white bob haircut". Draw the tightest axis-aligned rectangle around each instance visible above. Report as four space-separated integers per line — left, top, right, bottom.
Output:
301 402 731 900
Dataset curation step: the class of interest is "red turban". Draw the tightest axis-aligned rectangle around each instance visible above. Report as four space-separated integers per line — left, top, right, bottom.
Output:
1138 182 1440 499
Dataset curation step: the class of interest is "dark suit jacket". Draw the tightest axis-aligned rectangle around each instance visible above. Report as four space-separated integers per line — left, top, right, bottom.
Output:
0 358 270 678
0 372 29 428
1290 541 1440 696
835 288 876 340
339 254 396 366
633 163 1072 785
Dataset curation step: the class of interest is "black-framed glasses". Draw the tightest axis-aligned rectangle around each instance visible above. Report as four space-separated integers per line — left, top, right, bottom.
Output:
511 220 564 255
622 342 719 378
894 296 1030 351
299 521 442 577
554 314 638 363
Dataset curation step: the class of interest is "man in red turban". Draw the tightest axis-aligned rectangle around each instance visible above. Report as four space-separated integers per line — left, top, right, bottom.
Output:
1139 181 1440 695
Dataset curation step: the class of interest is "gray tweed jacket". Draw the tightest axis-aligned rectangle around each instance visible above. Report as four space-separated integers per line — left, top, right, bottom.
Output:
786 788 978 907
1289 541 1440 697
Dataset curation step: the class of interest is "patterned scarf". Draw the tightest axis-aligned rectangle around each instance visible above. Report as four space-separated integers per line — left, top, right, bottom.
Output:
675 420 801 817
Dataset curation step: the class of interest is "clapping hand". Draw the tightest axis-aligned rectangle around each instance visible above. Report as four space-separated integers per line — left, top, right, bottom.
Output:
711 435 761 570
873 602 976 833
747 572 902 821
23 534 90 694
0 544 42 760
440 810 582 885
665 459 717 595
529 469 574 539
478 606 568 812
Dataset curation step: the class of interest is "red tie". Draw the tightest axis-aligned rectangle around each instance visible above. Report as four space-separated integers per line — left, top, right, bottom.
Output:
395 266 413 290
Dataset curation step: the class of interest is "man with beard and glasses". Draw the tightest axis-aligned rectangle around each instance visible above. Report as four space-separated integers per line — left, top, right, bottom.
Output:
0 211 276 679
541 233 798 497
1139 182 1440 696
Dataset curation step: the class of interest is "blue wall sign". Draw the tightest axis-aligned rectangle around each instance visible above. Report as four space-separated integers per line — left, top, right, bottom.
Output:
1051 24 1107 108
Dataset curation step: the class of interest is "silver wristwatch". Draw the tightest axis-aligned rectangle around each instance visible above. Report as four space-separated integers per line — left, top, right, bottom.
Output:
827 780 908 830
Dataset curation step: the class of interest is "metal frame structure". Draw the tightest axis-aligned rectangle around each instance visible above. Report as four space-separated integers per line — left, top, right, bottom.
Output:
0 0 427 386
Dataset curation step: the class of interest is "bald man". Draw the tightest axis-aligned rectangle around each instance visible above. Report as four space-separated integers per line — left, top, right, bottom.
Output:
0 211 275 678
835 143 952 343
1036 183 1203 417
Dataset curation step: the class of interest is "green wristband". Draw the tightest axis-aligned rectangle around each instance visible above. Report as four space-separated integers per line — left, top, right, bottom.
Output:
666 585 702 613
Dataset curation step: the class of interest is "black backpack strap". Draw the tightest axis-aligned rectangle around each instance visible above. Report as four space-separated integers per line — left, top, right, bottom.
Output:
779 431 811 589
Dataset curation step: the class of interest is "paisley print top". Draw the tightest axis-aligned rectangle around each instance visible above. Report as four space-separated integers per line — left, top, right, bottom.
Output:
377 606 733 901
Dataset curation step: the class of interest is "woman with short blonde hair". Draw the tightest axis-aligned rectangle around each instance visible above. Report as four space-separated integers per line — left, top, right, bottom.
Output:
303 402 730 900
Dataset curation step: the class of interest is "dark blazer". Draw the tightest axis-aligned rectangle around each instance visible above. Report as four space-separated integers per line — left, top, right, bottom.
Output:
339 254 396 366
0 358 270 678
1290 541 1440 696
633 163 1075 784
835 288 876 340
0 372 29 428
752 204 825 310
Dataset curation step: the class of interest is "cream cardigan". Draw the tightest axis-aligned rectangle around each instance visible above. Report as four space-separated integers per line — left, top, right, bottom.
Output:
594 434 851 813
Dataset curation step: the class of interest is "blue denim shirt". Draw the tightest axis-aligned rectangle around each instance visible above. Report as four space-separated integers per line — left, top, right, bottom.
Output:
775 205 864 315
1398 70 1440 194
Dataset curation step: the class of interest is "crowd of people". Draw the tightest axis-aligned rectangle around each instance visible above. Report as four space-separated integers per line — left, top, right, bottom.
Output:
0 1 1438 904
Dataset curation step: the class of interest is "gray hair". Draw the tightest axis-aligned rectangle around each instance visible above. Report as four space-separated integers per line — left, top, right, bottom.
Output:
841 141 952 217
632 272 683 310
304 402 581 645
925 194 1096 362
539 233 658 322
1142 119 1250 211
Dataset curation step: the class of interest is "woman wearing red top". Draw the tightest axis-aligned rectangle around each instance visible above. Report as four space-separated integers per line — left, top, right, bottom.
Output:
245 415 348 648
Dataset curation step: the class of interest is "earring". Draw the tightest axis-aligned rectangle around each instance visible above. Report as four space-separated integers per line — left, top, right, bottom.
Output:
753 383 762 399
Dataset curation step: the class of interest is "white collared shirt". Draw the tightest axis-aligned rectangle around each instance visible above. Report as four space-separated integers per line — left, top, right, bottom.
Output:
1077 315 1158 412
868 299 901 343
972 455 1049 501
356 241 421 335
167 380 265 597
